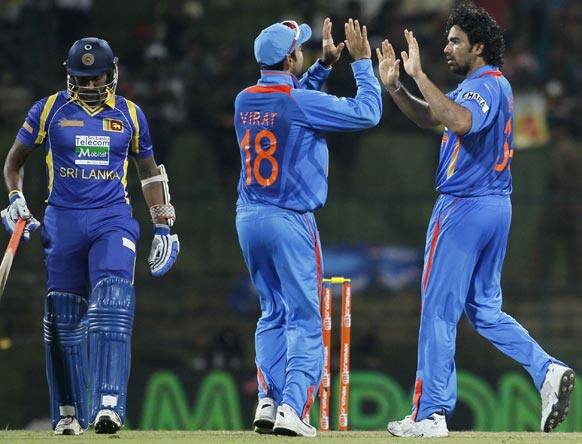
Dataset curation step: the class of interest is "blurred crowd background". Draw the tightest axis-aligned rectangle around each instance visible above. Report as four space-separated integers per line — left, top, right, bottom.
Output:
0 0 581 431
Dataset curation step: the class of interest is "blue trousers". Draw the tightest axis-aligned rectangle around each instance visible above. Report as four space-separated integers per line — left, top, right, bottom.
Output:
41 203 139 293
236 203 323 418
413 194 560 421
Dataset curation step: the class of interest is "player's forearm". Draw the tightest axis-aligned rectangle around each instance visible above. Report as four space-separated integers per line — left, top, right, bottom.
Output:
141 182 165 210
4 163 24 193
138 169 167 224
413 73 471 135
3 141 31 193
388 84 439 129
299 60 332 91
135 157 176 226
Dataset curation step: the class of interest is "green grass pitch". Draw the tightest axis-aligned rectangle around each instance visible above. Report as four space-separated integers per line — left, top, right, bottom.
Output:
2 431 582 443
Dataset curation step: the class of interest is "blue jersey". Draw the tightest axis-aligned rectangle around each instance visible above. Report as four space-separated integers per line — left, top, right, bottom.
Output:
234 59 382 212
17 91 153 209
436 65 514 197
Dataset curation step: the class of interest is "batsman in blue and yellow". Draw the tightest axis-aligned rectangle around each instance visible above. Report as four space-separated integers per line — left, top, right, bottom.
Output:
377 3 575 437
1 38 180 435
234 18 381 436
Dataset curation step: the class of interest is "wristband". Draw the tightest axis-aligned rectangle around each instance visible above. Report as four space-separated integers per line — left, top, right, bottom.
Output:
150 204 176 223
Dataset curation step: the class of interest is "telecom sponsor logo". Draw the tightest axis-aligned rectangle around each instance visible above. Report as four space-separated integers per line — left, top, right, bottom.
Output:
75 135 110 165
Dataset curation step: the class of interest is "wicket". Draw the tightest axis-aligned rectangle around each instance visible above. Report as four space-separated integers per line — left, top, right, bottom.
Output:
319 277 352 431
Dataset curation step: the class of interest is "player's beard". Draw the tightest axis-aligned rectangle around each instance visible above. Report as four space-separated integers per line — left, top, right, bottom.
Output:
447 58 470 76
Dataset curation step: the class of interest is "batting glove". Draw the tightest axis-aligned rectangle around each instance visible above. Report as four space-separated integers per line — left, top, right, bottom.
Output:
148 224 179 277
1 191 40 241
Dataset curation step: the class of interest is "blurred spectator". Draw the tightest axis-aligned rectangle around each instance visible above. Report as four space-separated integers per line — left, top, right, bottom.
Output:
133 42 187 165
503 34 539 85
54 0 94 59
534 117 582 291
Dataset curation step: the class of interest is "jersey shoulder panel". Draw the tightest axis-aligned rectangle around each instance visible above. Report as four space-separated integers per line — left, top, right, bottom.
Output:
17 91 69 147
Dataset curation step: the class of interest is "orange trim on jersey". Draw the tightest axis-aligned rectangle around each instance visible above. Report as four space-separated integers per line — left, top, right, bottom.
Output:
411 378 423 421
494 118 514 172
257 367 268 393
440 133 449 146
245 85 292 96
446 139 462 178
302 385 316 419
422 218 441 291
479 70 502 78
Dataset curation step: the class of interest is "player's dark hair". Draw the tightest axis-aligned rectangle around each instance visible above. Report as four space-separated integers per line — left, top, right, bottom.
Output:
445 1 505 67
260 51 297 71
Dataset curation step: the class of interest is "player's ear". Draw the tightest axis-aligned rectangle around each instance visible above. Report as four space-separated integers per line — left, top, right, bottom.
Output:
284 53 294 71
473 42 485 57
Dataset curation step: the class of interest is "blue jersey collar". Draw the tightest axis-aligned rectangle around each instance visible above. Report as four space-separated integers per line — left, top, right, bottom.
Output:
465 64 500 81
258 70 300 88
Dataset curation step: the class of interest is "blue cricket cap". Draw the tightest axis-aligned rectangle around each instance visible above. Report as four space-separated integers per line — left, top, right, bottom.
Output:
254 21 312 66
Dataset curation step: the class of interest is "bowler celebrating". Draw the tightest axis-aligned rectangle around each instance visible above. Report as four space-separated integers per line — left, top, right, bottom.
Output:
376 3 575 437
235 18 381 436
2 37 179 435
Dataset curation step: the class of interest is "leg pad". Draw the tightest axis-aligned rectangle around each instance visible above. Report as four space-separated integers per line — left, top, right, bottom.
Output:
43 292 89 429
88 277 135 424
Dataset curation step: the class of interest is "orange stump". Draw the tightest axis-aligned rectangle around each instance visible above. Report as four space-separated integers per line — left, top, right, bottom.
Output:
319 277 351 431
319 284 332 431
338 280 352 431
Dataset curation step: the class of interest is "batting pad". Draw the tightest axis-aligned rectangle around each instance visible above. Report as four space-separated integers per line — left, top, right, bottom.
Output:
88 277 135 424
43 291 89 429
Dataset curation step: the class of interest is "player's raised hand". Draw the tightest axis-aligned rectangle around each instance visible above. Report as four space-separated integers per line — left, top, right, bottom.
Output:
376 39 401 91
344 18 371 61
321 17 345 67
401 29 424 79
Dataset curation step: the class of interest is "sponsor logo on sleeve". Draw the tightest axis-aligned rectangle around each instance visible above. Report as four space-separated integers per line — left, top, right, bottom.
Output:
103 118 124 132
463 91 489 113
75 135 110 165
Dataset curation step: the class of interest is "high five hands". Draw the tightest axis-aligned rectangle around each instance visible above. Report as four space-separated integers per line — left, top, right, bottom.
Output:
321 18 372 67
320 17 345 67
377 29 424 90
344 18 371 61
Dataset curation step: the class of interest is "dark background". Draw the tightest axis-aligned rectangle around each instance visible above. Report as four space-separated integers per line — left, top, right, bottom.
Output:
0 0 581 431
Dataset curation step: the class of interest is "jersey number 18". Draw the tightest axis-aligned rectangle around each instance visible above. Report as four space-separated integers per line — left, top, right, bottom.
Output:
240 129 279 187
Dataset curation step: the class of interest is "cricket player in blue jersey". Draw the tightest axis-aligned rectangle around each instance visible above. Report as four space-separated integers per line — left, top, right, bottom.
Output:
235 18 381 436
376 3 575 437
1 37 179 435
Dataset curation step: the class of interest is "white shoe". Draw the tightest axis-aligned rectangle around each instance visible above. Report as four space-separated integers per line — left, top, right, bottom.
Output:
387 414 415 436
540 363 576 432
54 416 83 435
273 404 316 437
94 409 122 434
253 397 277 434
387 413 448 437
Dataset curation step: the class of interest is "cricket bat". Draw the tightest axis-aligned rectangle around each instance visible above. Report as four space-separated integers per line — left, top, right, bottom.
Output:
0 218 26 302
